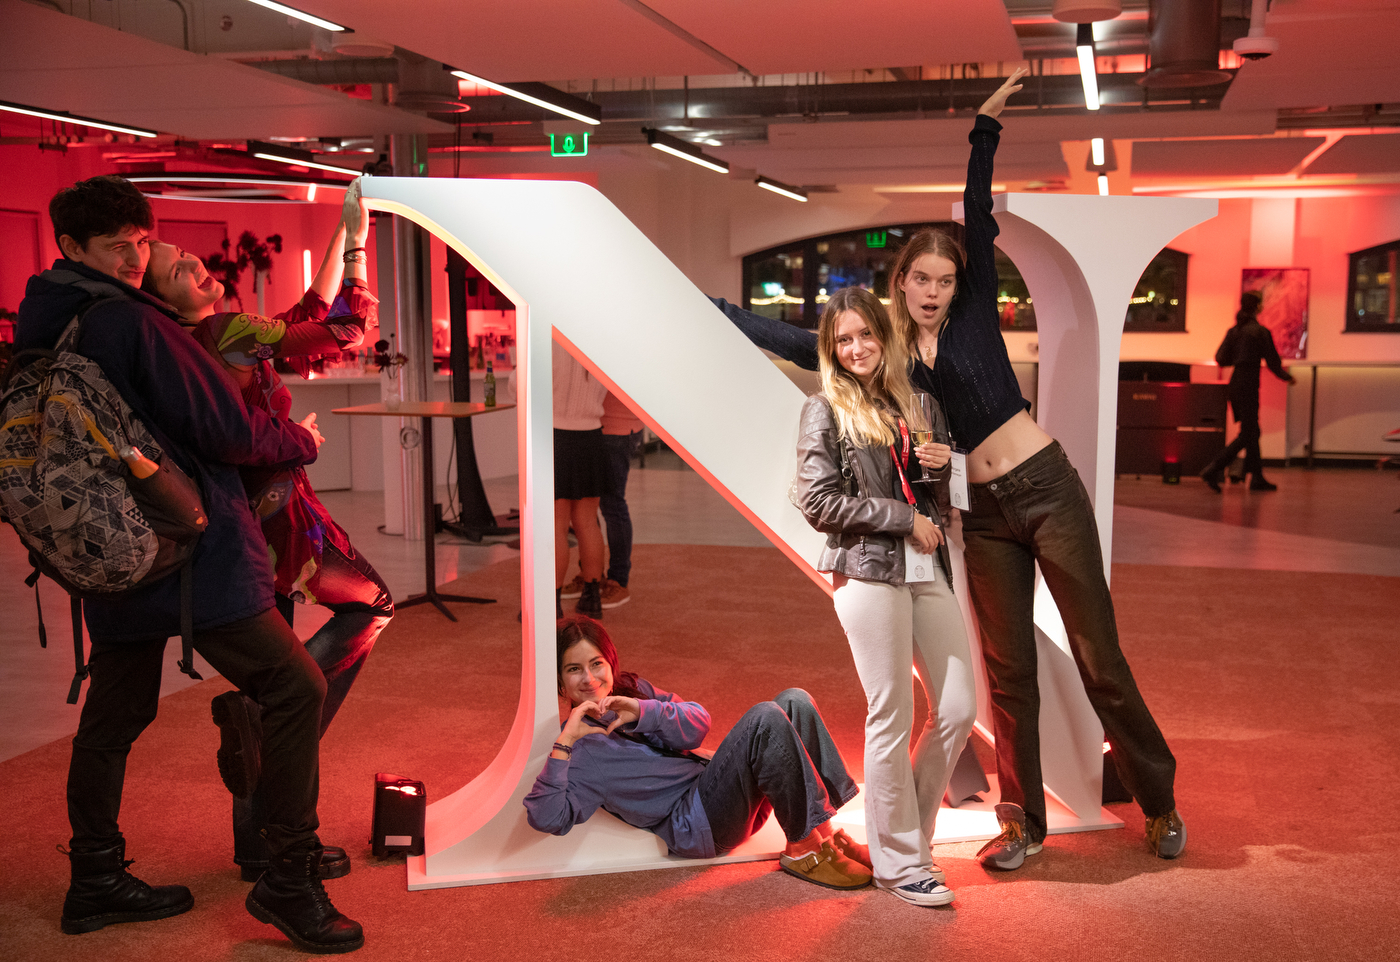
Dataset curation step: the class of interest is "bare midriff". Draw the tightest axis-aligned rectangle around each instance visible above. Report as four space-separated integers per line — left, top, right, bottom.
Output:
966 408 1053 484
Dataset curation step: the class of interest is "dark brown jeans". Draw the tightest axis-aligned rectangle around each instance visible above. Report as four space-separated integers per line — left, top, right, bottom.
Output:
961 441 1176 843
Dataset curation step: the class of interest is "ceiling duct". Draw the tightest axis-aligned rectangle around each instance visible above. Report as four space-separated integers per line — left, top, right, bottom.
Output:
250 57 400 85
395 56 469 114
1140 0 1232 88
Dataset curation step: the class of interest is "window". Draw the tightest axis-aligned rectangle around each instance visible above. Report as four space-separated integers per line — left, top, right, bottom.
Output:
1124 247 1189 333
743 223 1037 330
1347 239 1400 333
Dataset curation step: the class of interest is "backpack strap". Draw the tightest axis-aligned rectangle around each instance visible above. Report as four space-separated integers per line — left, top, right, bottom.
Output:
24 564 47 649
65 597 88 705
175 562 202 682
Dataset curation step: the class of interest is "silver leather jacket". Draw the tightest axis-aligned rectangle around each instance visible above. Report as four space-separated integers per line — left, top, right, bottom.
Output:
794 394 951 587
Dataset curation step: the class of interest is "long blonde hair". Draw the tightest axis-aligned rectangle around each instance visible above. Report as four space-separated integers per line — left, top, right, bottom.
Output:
816 287 917 447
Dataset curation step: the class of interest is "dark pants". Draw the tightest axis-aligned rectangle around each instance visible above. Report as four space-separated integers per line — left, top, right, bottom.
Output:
274 539 393 736
697 689 859 853
600 430 641 586
239 539 392 865
68 608 325 858
1205 392 1262 477
961 442 1176 844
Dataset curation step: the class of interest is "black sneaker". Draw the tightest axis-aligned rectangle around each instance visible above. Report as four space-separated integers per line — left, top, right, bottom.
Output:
575 580 603 619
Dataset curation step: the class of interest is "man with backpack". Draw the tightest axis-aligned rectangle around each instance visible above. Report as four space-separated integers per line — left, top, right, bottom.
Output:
12 176 364 954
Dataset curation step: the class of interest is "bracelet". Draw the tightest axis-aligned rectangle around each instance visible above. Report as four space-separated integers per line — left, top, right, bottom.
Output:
342 251 367 265
551 742 573 756
343 246 366 255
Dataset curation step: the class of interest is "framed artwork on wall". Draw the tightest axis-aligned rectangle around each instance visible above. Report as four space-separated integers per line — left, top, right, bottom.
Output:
1241 267 1309 359
1346 239 1399 332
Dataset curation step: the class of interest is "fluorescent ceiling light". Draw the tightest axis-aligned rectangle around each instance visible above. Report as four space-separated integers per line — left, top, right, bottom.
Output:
1076 24 1100 111
755 176 808 202
643 128 729 174
1091 137 1106 166
0 99 157 138
248 141 360 177
242 0 347 31
125 174 347 188
448 69 601 125
1098 173 1110 196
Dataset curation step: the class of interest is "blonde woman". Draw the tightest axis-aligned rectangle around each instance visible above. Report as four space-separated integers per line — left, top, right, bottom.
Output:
793 287 976 907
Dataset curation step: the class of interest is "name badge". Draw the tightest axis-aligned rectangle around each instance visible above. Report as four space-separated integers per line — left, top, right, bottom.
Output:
905 537 938 583
949 450 970 511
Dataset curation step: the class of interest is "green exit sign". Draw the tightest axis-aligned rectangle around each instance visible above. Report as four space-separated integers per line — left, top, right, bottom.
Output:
549 133 589 157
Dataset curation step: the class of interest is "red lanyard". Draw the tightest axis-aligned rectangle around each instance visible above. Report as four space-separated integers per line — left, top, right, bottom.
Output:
889 419 917 506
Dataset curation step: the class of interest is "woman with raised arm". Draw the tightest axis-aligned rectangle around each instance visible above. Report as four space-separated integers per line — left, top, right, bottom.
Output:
526 616 871 891
793 287 975 907
143 179 393 883
724 69 1184 869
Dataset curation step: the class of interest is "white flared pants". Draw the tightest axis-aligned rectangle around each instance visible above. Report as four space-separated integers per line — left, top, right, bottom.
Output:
833 574 977 888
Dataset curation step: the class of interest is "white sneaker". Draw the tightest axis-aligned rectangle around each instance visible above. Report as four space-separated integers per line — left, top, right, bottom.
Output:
885 877 955 907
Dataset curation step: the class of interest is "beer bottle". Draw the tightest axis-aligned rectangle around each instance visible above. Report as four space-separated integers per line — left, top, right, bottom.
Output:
484 360 496 408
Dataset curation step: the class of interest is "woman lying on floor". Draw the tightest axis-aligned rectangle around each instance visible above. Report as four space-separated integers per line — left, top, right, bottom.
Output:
525 616 871 890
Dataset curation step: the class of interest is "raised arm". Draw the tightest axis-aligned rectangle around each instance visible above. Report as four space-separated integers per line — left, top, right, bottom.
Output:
962 70 1025 307
711 296 820 371
306 179 370 305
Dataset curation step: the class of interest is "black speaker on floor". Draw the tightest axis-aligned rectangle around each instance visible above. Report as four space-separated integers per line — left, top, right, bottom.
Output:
1102 746 1134 804
371 773 426 856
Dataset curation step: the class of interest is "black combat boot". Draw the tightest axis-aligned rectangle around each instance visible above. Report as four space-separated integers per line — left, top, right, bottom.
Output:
245 844 364 954
60 840 194 934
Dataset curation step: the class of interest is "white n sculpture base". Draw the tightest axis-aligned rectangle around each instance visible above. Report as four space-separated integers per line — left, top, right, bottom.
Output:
355 175 1211 891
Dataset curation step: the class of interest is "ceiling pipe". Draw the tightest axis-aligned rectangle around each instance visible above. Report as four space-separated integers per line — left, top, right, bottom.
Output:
1140 0 1232 88
249 57 401 85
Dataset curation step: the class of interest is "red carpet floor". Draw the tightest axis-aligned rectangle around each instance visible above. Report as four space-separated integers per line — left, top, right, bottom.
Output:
1 545 1396 961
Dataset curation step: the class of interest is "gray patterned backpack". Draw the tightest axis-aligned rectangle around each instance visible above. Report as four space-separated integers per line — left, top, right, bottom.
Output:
0 298 208 701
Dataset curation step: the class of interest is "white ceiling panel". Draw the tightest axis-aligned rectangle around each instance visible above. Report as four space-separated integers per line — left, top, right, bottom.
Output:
0 1 449 140
1132 138 1325 177
1305 132 1400 175
645 0 1022 75
291 0 729 82
1222 6 1400 111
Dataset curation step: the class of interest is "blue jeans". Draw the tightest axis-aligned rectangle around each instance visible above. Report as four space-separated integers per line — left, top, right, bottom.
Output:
600 430 641 586
961 441 1176 843
696 689 859 853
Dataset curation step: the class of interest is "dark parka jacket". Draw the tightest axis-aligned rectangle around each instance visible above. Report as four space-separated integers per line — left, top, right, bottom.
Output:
794 393 952 587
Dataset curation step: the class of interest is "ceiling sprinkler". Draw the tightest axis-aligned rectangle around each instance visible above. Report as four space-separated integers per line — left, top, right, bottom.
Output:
1234 0 1280 61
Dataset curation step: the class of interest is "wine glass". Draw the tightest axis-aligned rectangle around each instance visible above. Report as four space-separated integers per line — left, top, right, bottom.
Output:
908 393 942 484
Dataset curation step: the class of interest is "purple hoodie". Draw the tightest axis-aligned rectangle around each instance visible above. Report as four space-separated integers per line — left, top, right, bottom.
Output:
524 678 718 858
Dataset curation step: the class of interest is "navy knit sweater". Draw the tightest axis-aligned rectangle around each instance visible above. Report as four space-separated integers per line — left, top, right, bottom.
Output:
716 113 1030 452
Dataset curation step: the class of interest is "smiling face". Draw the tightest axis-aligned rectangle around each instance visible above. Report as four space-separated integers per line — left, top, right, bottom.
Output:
559 639 614 707
898 252 958 333
60 225 150 288
146 240 224 316
833 309 885 386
